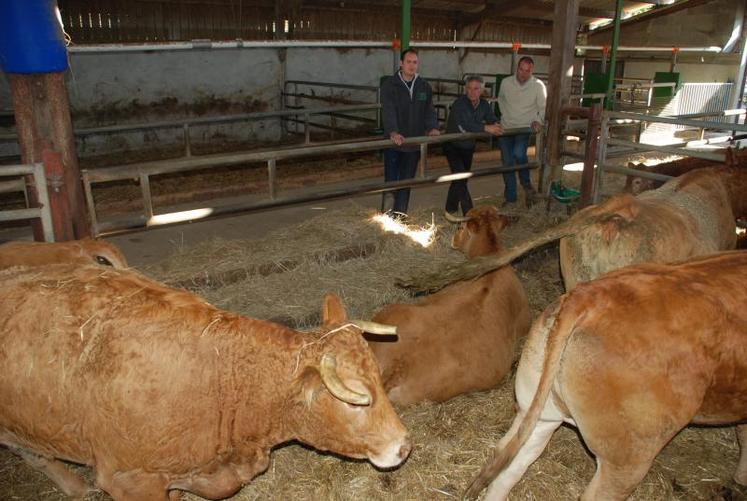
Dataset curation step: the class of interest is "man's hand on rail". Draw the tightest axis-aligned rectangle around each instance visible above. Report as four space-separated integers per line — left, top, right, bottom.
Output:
389 132 405 145
531 121 542 132
485 123 503 136
426 128 441 137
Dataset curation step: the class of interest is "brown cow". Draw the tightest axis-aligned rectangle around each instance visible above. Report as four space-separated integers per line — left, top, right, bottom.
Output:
368 206 530 406
624 148 747 195
402 165 747 292
0 265 410 500
465 251 747 500
0 239 128 269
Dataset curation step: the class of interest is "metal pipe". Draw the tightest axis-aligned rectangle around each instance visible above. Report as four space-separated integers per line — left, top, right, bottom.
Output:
401 0 411 51
83 128 534 183
33 162 55 242
95 162 539 237
63 41 726 54
606 138 726 162
603 164 674 183
607 111 747 132
605 0 624 110
284 80 379 92
723 1 746 53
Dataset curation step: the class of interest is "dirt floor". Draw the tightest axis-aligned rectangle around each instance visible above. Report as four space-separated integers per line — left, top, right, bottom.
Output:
1 143 745 501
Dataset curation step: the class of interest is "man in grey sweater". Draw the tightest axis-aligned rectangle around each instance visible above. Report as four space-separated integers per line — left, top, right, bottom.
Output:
381 49 440 217
443 75 503 217
497 56 547 207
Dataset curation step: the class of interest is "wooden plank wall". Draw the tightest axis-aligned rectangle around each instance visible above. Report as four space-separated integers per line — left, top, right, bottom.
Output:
57 0 458 43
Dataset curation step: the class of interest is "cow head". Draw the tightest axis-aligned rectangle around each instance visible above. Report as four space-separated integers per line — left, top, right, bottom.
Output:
450 206 509 258
287 293 411 469
77 239 129 269
623 163 655 195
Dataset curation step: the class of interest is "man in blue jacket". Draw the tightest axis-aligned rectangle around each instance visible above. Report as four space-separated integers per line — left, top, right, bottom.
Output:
381 49 440 217
443 75 503 217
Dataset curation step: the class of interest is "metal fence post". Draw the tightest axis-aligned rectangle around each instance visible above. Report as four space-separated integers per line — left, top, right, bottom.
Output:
592 111 610 204
418 143 428 178
268 159 277 199
183 123 191 157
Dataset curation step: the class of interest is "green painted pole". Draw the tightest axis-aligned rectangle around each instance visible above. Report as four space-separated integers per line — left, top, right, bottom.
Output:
605 0 623 110
401 0 411 51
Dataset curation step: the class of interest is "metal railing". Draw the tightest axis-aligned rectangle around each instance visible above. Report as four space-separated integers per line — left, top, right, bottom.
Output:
0 163 55 241
592 110 747 202
83 127 540 237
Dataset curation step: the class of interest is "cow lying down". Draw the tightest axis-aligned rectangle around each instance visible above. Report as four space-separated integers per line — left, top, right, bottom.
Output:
368 206 530 406
0 265 409 500
0 238 128 269
465 250 747 500
402 165 747 293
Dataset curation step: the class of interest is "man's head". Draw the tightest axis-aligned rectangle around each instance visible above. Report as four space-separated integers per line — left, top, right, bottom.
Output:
516 56 534 84
464 75 484 105
400 49 419 80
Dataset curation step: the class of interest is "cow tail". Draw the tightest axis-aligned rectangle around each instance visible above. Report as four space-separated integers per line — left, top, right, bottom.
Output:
464 294 584 499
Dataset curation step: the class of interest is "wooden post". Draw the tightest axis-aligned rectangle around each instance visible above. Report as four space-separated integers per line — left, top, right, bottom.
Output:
580 103 602 208
546 0 580 186
9 72 90 240
41 148 74 241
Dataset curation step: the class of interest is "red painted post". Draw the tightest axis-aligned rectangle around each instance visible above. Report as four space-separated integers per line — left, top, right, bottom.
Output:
42 148 74 241
9 73 90 240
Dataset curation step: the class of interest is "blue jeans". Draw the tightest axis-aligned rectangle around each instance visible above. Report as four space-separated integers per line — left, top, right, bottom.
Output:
444 144 474 215
382 149 420 214
499 134 532 203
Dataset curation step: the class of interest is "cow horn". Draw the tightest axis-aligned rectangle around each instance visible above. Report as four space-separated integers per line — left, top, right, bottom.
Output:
319 354 371 406
350 319 397 335
443 211 471 224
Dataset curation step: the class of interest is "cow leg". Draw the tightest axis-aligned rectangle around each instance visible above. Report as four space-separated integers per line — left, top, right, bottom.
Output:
483 418 562 501
735 424 747 485
96 469 171 501
581 457 654 501
13 448 93 498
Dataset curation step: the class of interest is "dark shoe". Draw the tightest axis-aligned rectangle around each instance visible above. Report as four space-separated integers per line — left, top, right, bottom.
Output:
501 200 517 209
391 211 408 223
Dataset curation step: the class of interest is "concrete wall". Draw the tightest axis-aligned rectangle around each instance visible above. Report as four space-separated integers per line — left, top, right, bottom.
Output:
624 60 737 83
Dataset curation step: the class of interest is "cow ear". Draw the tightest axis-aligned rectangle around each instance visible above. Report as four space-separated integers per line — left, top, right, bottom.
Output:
321 293 347 327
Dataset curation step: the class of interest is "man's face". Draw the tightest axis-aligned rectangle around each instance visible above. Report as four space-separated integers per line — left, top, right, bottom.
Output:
516 61 534 84
465 80 483 104
400 52 419 79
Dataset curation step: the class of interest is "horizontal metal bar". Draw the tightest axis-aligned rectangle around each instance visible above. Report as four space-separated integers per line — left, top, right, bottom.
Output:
0 207 41 222
602 164 674 182
83 128 533 183
0 178 26 194
606 138 726 162
0 163 40 176
95 162 539 237
284 80 379 92
606 111 747 132
615 82 676 90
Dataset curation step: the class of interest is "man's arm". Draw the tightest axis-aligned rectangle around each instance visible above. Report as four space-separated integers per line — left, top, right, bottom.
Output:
534 80 547 128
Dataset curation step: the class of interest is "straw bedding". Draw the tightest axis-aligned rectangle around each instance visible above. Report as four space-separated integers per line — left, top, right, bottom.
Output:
1 166 745 501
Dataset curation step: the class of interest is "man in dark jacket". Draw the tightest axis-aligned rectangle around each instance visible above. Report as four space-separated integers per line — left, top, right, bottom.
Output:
443 75 503 217
381 49 440 217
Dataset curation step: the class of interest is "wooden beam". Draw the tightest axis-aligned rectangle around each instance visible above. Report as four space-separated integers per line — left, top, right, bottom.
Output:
590 0 719 33
545 0 580 186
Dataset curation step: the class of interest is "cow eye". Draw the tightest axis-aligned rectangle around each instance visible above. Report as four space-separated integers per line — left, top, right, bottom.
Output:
96 255 114 266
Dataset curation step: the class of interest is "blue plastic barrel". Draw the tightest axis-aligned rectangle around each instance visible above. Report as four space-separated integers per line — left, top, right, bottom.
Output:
0 0 68 74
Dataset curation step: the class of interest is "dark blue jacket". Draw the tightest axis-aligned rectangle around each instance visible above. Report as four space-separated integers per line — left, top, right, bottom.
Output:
445 95 498 150
381 72 438 152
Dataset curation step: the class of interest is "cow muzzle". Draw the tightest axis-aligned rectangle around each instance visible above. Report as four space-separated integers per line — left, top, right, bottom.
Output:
368 434 412 469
